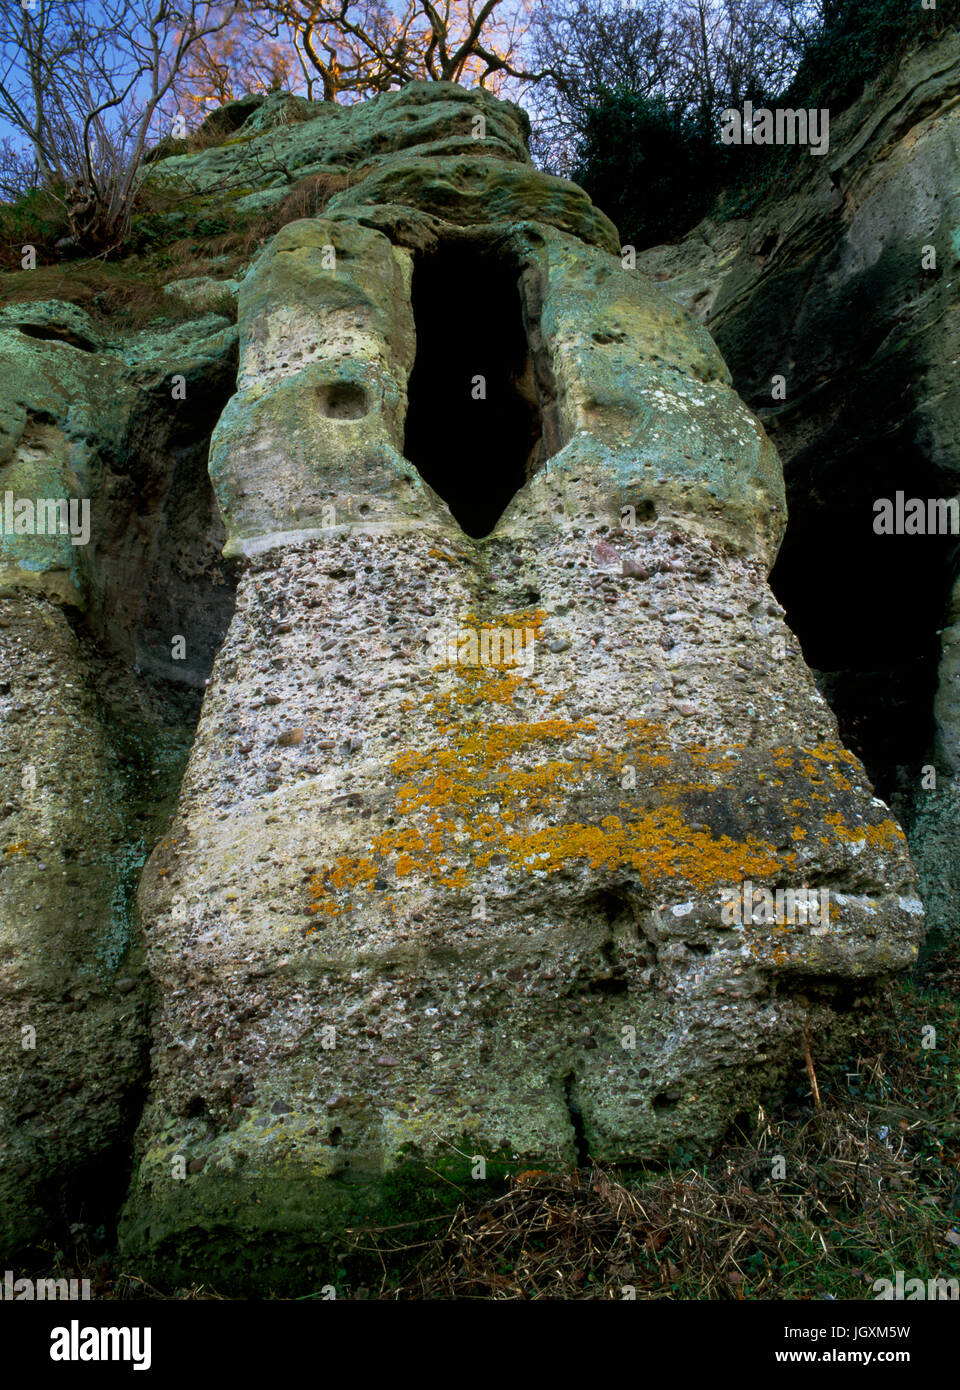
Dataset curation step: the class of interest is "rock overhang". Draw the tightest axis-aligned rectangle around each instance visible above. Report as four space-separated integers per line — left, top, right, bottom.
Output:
70 79 926 1287
210 206 785 560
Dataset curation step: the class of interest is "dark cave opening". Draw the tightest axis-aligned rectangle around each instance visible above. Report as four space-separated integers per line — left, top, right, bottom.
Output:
403 241 543 538
769 438 957 803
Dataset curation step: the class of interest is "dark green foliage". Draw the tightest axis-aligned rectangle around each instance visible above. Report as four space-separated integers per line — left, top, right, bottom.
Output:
572 91 724 248
191 213 231 239
566 2 954 245
128 208 230 255
0 187 69 268
786 0 951 112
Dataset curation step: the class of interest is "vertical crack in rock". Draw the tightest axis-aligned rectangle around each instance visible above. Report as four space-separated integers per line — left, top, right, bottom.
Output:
563 1073 590 1167
0 82 920 1293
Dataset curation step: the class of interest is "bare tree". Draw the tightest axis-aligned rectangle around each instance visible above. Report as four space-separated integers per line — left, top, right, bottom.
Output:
525 0 818 171
524 0 679 171
173 0 307 113
0 0 239 249
0 135 40 200
671 0 812 124
247 0 538 103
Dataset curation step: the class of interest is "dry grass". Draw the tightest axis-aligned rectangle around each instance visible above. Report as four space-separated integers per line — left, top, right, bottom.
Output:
267 171 359 224
18 945 960 1300
353 1097 954 1300
0 259 236 329
0 168 363 328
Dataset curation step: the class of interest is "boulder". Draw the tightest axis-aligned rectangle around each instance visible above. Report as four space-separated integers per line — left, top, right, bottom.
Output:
118 83 922 1291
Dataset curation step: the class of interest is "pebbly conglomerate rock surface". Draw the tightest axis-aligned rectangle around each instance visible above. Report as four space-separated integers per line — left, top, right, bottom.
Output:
110 83 924 1289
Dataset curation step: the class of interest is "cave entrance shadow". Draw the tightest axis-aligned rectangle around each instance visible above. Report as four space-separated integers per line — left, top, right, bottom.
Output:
769 437 956 801
403 240 544 538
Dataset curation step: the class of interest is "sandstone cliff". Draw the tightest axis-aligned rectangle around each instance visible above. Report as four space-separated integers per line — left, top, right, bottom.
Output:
638 31 960 948
0 80 927 1289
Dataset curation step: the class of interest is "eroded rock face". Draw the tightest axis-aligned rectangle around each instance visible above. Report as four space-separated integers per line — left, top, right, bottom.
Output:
119 83 922 1290
0 306 238 1252
637 32 960 941
0 596 149 1248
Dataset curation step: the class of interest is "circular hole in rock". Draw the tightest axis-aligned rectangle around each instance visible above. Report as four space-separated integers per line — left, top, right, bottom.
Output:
653 1089 682 1110
318 382 368 420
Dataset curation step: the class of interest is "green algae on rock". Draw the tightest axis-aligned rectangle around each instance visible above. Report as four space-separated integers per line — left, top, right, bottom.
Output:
0 294 238 1256
114 80 924 1290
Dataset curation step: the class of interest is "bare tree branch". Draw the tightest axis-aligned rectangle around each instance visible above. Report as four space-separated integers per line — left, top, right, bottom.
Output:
0 0 241 249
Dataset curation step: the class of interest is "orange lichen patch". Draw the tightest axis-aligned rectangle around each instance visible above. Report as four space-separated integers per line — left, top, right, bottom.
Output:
3 841 29 858
436 606 547 647
624 718 674 735
803 745 858 792
823 813 904 851
308 855 379 911
425 612 550 698
436 866 469 891
311 899 342 918
308 734 791 914
372 825 445 859
770 742 861 789
306 665 878 920
753 746 867 811
432 666 529 710
690 750 742 774
501 806 785 890
638 752 673 769
806 742 861 767
464 608 547 635
393 717 596 779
